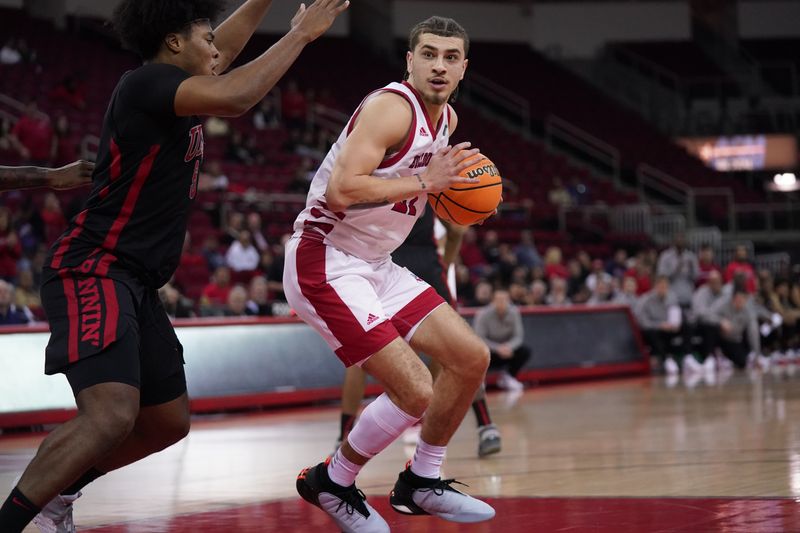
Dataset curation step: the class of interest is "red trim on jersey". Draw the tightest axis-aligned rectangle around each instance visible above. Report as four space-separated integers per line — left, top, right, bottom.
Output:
391 286 445 338
50 210 88 269
60 274 80 364
94 252 115 277
99 138 123 201
346 89 382 137
377 89 417 170
101 278 118 347
402 81 444 140
102 145 160 252
296 231 399 367
303 220 334 234
317 201 345 220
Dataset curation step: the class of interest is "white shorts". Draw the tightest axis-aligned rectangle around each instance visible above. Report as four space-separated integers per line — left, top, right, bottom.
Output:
284 230 445 367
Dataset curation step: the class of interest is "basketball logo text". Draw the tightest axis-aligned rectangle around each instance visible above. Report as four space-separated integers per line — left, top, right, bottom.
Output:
184 125 205 163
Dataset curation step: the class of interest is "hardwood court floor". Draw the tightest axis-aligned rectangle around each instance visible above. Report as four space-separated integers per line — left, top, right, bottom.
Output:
3 367 800 532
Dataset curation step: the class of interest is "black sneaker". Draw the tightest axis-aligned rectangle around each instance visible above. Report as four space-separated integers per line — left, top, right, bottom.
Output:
389 463 495 523
296 459 389 533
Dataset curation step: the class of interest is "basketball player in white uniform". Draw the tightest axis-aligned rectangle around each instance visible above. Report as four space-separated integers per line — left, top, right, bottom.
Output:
285 16 495 533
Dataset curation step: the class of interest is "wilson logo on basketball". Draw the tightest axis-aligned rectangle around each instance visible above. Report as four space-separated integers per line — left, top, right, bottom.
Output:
466 164 499 180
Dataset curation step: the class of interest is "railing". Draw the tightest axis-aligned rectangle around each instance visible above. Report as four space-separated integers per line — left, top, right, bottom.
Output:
731 202 800 235
755 252 791 275
460 71 531 133
636 164 735 230
310 103 348 133
545 115 621 186
650 213 686 246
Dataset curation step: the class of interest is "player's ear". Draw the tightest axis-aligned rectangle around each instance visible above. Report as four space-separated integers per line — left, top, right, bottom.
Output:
405 50 413 77
164 32 183 54
460 58 468 80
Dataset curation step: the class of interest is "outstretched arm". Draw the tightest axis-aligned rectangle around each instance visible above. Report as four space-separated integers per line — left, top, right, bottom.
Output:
0 160 94 191
213 0 275 73
175 0 349 117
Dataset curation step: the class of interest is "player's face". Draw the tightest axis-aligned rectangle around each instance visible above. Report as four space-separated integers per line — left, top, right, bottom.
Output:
183 21 220 76
406 34 468 106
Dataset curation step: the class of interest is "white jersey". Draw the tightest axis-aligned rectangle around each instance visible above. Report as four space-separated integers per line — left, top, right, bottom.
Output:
292 81 452 262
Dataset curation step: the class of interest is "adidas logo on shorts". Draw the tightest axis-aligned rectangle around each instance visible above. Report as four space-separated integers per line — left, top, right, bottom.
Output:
367 313 380 325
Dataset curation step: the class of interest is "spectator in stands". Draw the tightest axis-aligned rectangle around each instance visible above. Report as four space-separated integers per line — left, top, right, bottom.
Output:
567 176 590 205
460 227 488 275
690 270 727 371
50 115 78 167
586 259 612 292
0 280 29 325
0 38 22 65
712 289 759 369
530 280 548 306
773 278 800 356
455 265 473 306
657 234 699 307
198 160 229 192
224 285 249 317
243 133 265 165
200 266 232 313
179 231 206 268
48 75 87 110
225 130 256 165
39 192 67 245
0 207 21 281
223 211 245 246
204 115 230 137
159 283 195 319
546 277 570 306
565 258 586 301
8 101 53 165
576 251 593 279
200 234 225 272
635 276 684 375
246 275 272 316
724 245 757 293
612 276 638 306
606 249 628 280
514 230 542 269
508 282 529 306
13 268 41 320
544 246 568 281
246 212 269 252
496 243 518 286
265 234 289 301
474 289 532 391
252 95 279 130
281 79 308 132
547 177 572 208
696 244 721 287
225 229 260 272
468 280 493 307
295 129 325 162
587 278 614 306
626 254 653 295
509 265 530 287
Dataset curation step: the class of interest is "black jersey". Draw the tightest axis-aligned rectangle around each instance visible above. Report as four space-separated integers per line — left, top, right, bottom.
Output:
45 63 202 288
393 206 453 303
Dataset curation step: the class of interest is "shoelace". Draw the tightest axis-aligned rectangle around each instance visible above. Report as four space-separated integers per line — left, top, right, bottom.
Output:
335 487 369 517
417 478 468 496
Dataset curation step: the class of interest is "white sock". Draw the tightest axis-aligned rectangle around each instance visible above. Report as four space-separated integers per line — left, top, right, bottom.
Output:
346 392 420 459
327 447 362 487
410 438 447 479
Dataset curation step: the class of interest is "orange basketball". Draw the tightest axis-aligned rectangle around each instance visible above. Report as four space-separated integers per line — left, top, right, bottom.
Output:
427 154 502 225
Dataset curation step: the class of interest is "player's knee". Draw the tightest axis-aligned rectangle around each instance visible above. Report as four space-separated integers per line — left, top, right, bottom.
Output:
395 378 433 417
87 403 139 445
163 411 191 446
464 342 491 381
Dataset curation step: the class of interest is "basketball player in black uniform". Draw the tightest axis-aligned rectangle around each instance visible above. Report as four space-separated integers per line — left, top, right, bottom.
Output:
337 207 502 458
0 160 93 192
0 1 349 532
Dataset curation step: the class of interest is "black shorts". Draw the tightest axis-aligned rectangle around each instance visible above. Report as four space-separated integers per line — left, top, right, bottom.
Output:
41 270 186 406
392 249 453 305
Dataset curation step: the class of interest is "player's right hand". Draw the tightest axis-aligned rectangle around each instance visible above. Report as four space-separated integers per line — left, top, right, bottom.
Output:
420 142 481 193
291 0 350 43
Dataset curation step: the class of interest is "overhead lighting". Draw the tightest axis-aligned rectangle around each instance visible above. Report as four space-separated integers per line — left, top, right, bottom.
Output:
767 172 799 192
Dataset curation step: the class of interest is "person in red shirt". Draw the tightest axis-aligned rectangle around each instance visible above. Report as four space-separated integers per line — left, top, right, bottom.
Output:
696 244 721 287
48 75 87 110
8 101 53 165
0 207 21 280
200 265 232 313
544 246 568 280
50 115 78 167
281 79 308 131
39 192 67 245
724 245 757 293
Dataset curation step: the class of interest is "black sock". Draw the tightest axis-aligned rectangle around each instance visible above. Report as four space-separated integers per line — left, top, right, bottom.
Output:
402 465 440 488
0 486 41 532
472 398 493 428
61 467 105 496
339 413 357 442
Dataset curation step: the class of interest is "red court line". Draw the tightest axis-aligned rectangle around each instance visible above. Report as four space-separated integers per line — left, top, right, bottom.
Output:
83 496 800 532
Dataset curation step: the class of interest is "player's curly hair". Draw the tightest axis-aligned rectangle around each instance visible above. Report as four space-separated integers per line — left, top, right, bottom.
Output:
111 0 227 60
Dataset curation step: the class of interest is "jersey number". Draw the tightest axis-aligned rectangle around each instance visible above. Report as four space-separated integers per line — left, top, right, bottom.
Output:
189 160 199 199
391 197 418 216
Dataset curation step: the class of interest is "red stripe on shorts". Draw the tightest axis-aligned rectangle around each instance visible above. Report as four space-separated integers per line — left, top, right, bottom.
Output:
60 274 80 364
101 278 119 347
391 286 445 339
296 231 398 366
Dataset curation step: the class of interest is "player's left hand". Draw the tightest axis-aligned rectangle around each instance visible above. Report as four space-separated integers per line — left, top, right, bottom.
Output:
47 160 94 190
